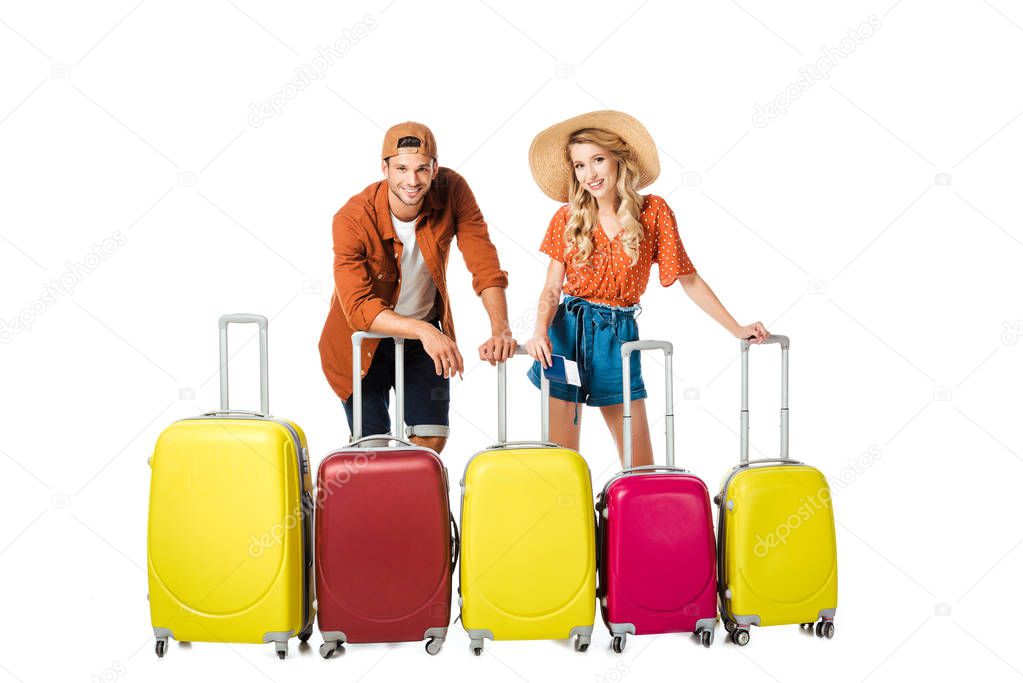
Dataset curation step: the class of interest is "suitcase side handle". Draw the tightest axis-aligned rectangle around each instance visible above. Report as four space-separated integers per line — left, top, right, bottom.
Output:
496 346 551 445
351 332 406 442
740 334 790 464
218 313 269 415
620 340 674 470
449 515 460 574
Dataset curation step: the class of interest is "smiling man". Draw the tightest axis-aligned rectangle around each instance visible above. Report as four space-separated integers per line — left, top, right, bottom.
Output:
319 121 514 452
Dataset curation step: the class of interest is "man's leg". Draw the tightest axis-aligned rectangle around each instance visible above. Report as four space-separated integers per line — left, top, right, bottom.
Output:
342 338 394 441
403 334 450 453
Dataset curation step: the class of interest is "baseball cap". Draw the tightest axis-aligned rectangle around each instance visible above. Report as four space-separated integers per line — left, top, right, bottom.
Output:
381 122 437 160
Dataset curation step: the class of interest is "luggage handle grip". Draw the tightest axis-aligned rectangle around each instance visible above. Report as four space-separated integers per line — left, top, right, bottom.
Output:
347 434 414 449
218 313 269 415
620 340 674 470
621 464 689 475
486 440 560 450
740 334 790 465
734 457 805 469
351 332 407 442
496 346 550 445
201 409 268 418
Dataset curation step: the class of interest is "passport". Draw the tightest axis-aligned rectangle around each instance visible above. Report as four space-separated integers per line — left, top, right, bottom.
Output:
543 355 581 386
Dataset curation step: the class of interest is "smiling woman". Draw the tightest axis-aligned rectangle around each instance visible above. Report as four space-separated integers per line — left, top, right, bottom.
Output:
523 110 769 468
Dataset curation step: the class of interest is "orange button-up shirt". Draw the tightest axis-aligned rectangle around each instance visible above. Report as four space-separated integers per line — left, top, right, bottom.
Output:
319 167 508 401
539 194 696 307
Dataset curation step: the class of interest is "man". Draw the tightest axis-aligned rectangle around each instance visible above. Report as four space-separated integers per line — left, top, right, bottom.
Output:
319 121 515 453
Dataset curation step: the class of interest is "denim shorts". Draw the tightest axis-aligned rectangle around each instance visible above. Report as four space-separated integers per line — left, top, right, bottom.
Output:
343 323 450 439
527 296 647 407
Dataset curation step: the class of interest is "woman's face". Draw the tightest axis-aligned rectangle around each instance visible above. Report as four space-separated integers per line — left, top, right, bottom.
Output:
569 142 618 202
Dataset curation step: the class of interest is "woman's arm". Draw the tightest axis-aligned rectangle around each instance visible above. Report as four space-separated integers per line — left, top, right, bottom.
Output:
678 272 769 342
524 259 566 366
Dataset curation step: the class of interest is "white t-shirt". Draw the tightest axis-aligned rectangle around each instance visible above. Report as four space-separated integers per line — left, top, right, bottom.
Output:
391 214 437 321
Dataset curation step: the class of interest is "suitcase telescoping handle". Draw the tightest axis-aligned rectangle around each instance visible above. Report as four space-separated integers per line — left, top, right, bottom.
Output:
621 340 675 471
740 334 790 464
351 331 407 441
218 313 269 415
496 346 551 444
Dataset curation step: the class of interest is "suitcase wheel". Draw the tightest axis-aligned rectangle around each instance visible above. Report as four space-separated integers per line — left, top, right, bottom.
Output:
320 641 344 659
298 626 313 644
275 641 288 660
699 629 713 648
154 639 167 658
425 637 443 656
574 635 590 653
815 620 835 639
731 628 750 646
611 635 626 654
724 619 737 634
469 638 484 656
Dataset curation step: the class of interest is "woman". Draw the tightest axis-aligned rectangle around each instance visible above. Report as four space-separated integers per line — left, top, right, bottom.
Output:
524 111 769 467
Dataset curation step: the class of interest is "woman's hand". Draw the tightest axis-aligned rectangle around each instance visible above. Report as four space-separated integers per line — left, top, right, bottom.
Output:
524 333 554 368
735 321 769 343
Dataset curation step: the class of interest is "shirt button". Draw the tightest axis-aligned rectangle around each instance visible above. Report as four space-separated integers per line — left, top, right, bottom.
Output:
377 273 384 280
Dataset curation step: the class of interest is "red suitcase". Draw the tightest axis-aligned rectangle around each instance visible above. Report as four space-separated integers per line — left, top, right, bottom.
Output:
596 340 718 653
316 332 458 658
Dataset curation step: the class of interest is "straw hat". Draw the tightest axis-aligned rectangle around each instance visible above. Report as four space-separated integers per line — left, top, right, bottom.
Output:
528 110 660 203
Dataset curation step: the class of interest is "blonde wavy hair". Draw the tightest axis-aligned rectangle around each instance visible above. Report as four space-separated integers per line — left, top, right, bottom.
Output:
564 128 645 267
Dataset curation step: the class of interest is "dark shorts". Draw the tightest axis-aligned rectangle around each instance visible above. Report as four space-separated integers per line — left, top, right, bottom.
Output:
343 327 450 439
527 296 647 407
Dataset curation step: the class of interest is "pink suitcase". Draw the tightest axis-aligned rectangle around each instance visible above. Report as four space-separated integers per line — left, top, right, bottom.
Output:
596 340 718 653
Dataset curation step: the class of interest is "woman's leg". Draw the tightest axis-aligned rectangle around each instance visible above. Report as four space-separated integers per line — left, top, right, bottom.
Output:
599 399 654 467
548 396 583 451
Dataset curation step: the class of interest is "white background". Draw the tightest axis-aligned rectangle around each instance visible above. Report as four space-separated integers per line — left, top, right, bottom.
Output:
1 0 1021 681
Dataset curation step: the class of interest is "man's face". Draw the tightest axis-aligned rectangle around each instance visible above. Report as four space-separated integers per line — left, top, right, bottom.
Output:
382 153 437 207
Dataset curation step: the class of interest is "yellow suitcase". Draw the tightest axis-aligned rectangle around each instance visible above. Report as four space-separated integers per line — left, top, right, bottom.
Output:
459 350 596 654
716 336 837 646
147 315 314 659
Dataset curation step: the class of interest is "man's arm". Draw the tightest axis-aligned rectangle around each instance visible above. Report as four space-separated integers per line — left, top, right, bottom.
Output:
368 309 464 378
333 213 464 376
477 286 516 365
333 214 390 332
448 172 514 363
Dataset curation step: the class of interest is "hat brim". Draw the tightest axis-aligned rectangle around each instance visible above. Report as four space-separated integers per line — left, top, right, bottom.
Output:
528 110 660 203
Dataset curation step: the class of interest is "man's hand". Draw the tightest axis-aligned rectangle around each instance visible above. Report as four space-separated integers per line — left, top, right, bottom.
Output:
418 322 464 378
478 332 517 366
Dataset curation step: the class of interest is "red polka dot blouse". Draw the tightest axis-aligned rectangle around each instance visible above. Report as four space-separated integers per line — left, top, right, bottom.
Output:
539 195 696 307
